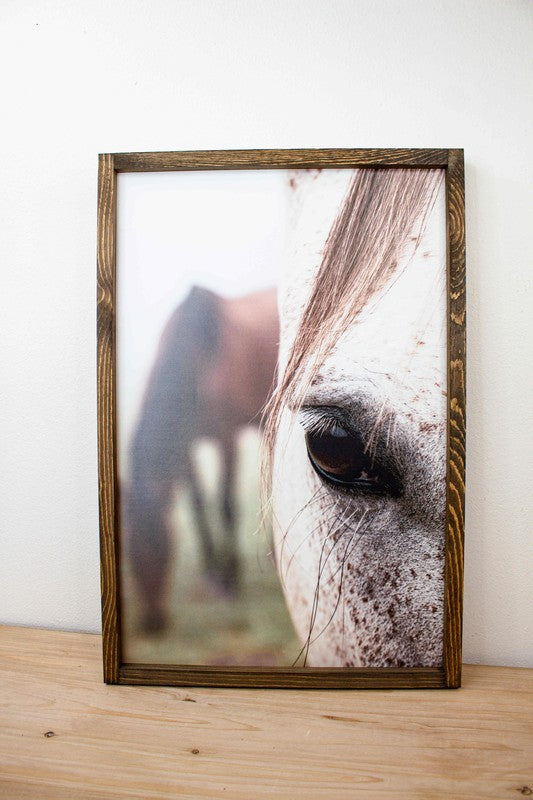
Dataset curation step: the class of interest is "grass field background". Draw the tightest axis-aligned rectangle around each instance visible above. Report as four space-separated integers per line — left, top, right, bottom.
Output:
121 429 301 666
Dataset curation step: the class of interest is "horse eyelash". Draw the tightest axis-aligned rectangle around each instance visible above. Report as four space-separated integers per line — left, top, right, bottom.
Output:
299 408 342 436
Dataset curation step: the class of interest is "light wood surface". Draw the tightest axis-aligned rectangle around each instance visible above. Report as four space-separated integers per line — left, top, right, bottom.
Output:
1 626 531 799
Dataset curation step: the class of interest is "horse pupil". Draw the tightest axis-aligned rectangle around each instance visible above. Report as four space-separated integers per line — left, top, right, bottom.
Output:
306 427 367 481
305 422 400 496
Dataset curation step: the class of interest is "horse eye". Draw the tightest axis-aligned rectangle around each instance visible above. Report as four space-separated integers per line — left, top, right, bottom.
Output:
305 423 401 497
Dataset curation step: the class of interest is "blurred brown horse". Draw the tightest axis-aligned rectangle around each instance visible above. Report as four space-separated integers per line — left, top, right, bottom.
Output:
125 286 279 632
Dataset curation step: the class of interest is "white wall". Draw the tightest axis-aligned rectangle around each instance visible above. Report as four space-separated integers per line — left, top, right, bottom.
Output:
1 0 531 667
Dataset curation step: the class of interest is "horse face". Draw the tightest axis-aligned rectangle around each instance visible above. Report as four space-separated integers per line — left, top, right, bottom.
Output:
272 170 447 668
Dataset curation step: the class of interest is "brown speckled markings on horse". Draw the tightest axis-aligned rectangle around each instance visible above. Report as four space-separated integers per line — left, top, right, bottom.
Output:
269 166 452 670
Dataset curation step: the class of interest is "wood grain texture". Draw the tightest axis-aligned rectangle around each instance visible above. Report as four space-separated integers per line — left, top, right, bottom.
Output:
1 627 532 800
119 664 445 689
112 148 449 172
444 149 466 688
97 154 120 684
97 148 466 689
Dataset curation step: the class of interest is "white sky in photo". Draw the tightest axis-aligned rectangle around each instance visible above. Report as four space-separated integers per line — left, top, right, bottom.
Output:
116 169 289 466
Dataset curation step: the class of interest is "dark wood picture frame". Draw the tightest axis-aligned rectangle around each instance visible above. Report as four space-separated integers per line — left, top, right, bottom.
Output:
98 148 465 689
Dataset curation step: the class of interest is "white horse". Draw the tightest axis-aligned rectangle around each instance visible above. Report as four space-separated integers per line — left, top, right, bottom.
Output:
268 167 447 668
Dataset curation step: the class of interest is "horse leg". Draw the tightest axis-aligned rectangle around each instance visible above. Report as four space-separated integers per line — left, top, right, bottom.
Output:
126 479 174 634
221 436 239 593
186 455 218 582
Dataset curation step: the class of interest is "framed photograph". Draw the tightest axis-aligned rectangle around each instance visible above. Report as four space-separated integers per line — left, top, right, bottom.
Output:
97 148 465 688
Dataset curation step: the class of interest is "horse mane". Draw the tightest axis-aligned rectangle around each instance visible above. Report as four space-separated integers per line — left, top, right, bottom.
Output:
263 167 444 478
